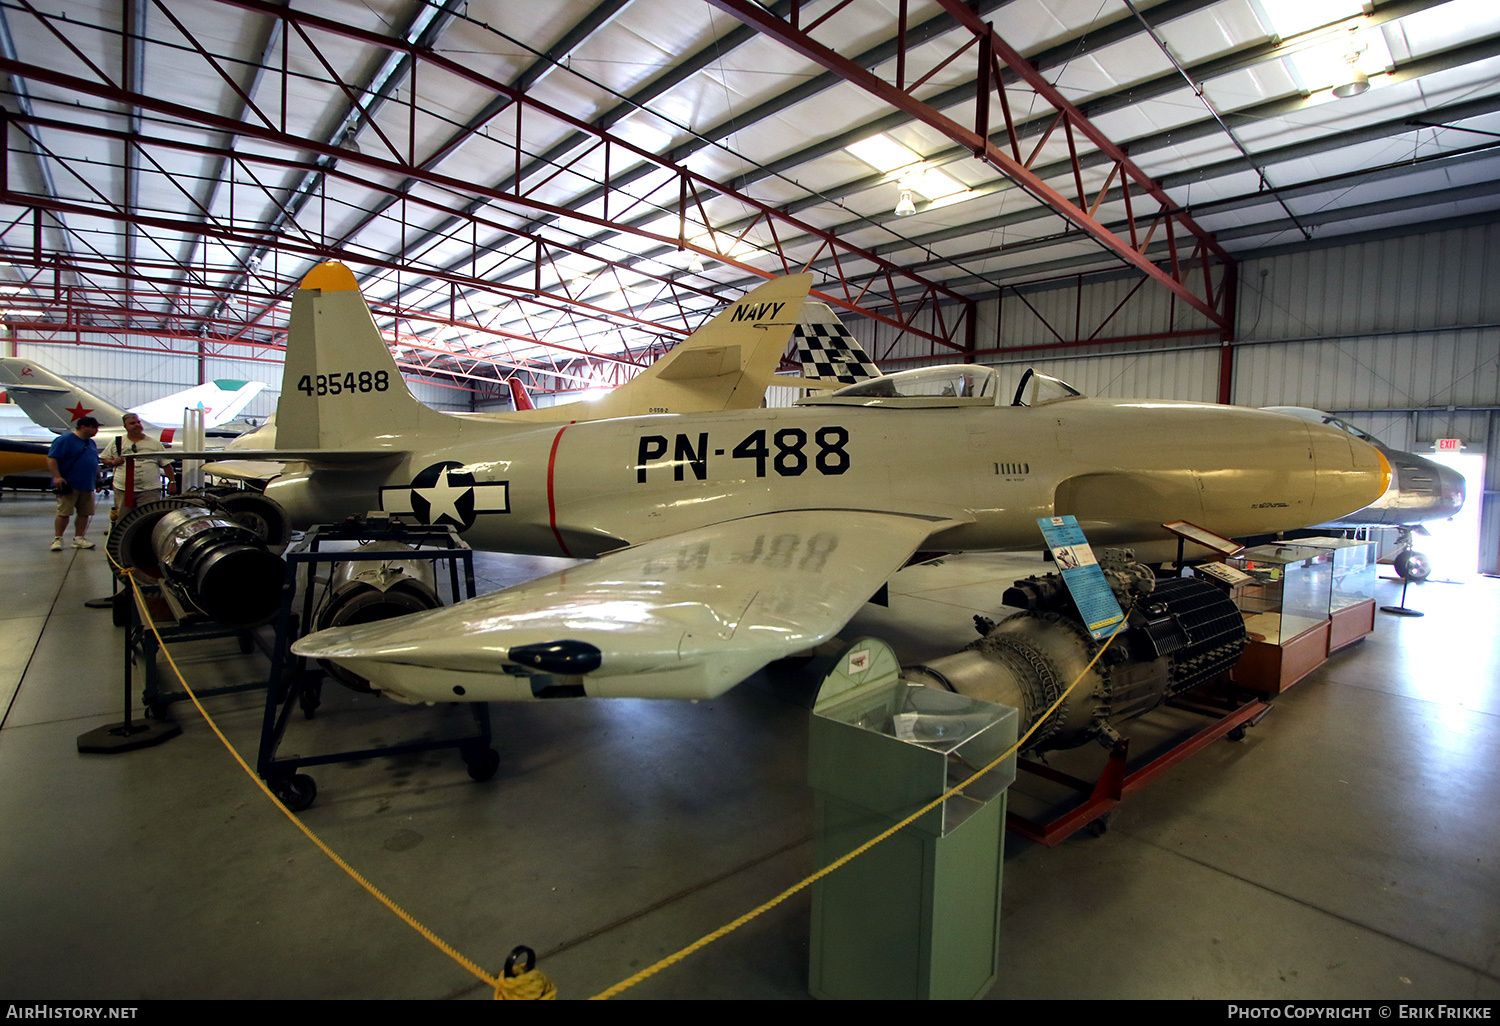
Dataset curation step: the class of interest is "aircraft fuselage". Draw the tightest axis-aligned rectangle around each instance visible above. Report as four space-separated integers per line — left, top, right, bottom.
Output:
266 397 1387 560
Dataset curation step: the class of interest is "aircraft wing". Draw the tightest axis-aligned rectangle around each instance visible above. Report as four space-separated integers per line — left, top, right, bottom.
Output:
293 508 961 703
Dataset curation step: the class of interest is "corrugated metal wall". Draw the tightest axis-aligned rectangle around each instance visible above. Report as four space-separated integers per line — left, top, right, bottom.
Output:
843 223 1500 572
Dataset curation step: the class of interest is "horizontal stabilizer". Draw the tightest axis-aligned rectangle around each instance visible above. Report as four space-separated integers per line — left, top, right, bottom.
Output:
653 345 741 380
166 448 401 469
199 460 285 483
0 383 70 395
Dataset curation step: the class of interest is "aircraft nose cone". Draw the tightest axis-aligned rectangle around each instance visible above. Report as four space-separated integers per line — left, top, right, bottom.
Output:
1437 462 1467 518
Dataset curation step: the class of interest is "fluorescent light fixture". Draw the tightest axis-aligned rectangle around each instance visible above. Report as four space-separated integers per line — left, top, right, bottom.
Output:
846 134 920 172
1256 0 1364 39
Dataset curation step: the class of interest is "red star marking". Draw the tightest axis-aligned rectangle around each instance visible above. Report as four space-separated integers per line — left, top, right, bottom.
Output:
65 401 92 421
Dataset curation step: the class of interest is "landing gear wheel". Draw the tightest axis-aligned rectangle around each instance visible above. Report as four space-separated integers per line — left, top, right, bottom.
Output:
273 773 317 812
464 747 500 782
1394 550 1431 583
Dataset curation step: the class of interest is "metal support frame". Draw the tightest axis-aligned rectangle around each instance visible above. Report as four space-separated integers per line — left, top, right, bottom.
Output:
257 520 493 811
0 0 972 368
130 586 270 719
1006 685 1270 846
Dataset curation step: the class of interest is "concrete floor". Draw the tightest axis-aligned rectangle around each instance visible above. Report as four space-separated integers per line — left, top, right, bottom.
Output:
1 490 1497 1001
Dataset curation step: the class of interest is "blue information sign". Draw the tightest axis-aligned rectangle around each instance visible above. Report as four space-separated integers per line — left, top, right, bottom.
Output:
1035 515 1127 640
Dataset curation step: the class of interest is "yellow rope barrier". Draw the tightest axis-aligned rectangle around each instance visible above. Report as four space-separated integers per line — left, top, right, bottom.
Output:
591 607 1134 1000
112 563 554 1000
110 541 1128 1002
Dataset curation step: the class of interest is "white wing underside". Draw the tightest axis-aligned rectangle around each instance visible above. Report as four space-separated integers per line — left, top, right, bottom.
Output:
293 508 960 702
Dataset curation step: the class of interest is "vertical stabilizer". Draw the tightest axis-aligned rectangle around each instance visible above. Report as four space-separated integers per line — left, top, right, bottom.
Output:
276 261 452 451
508 377 536 411
0 357 129 432
792 302 882 386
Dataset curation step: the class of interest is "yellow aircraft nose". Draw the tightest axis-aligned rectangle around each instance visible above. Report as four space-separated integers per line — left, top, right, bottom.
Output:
1312 428 1391 524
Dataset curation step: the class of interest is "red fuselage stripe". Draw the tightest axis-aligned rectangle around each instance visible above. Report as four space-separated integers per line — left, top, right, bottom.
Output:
547 425 571 557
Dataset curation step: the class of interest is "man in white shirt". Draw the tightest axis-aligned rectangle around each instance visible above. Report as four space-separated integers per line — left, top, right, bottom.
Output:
101 413 169 522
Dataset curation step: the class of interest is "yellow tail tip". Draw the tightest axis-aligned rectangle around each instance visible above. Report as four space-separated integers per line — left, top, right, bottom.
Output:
299 260 360 293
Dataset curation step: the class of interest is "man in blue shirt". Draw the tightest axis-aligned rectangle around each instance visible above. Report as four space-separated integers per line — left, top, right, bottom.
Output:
46 415 101 551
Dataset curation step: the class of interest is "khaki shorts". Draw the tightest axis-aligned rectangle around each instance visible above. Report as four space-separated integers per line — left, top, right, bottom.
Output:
55 488 97 518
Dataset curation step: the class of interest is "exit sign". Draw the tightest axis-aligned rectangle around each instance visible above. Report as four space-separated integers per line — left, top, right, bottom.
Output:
1435 438 1463 452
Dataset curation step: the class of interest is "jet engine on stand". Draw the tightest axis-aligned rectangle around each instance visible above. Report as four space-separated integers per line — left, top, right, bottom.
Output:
311 544 443 692
108 492 291 629
899 554 1248 753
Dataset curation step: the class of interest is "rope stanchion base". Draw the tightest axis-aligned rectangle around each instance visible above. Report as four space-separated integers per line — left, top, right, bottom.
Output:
76 717 181 754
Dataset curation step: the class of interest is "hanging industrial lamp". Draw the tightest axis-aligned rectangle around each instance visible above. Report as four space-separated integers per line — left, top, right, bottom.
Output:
1332 47 1370 99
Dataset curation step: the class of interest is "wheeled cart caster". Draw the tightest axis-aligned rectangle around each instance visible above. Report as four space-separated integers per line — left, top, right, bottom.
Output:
271 773 317 811
464 746 501 782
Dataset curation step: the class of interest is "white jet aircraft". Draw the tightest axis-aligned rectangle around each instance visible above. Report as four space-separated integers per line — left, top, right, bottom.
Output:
0 357 266 442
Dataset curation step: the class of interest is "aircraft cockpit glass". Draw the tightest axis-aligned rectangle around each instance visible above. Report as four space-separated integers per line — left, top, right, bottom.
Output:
798 365 1002 408
1011 368 1084 407
1324 416 1380 444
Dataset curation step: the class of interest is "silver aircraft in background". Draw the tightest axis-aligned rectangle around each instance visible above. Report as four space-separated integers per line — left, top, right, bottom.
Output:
1263 407 1465 582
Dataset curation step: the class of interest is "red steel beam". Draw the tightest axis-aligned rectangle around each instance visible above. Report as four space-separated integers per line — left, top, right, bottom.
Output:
706 0 1234 329
0 0 973 347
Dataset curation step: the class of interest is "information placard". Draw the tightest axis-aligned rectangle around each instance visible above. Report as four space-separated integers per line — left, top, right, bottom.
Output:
1035 515 1126 640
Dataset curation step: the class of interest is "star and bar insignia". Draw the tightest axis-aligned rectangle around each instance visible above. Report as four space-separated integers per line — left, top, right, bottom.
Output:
380 461 509 532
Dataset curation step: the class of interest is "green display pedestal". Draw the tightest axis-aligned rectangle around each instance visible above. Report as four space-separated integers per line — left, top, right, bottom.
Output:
808 638 1018 1000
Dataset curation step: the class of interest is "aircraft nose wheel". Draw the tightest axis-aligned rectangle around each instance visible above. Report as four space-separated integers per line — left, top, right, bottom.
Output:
271 773 317 812
1393 549 1431 583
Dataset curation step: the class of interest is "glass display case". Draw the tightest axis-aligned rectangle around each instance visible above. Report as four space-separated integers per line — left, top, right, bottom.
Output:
1227 543 1334 645
1296 536 1378 651
1296 536 1377 611
1226 543 1335 693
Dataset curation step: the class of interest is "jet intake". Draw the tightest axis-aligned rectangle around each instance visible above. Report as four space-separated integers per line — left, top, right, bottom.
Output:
901 571 1245 753
313 544 444 691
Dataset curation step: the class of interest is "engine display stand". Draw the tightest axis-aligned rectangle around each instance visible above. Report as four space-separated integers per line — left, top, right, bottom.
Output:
257 520 495 811
1005 684 1270 846
80 572 265 753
